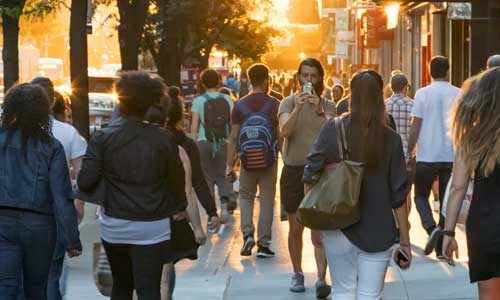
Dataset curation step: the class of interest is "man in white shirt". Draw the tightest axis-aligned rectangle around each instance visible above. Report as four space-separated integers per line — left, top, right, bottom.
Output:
31 77 88 300
407 57 460 259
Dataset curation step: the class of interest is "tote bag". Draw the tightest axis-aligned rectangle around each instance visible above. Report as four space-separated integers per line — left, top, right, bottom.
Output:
298 117 365 230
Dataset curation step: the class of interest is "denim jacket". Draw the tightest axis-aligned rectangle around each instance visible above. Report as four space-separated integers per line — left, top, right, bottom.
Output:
0 130 82 250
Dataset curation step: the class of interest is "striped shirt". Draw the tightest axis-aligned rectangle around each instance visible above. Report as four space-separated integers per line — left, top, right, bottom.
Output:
386 93 413 162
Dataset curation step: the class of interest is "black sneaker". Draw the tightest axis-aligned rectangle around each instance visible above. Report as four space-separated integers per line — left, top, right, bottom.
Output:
424 226 443 255
256 246 275 258
240 236 255 256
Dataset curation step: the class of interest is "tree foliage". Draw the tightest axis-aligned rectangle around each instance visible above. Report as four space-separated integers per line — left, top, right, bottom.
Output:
141 0 280 85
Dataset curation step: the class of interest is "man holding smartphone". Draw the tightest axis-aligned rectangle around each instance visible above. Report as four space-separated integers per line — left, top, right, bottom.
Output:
278 58 335 298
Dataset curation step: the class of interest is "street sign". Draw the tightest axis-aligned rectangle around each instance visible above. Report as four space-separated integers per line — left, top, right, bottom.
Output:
351 1 377 9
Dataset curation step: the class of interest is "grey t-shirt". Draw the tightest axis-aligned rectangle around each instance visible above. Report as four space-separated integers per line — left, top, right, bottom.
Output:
278 94 336 166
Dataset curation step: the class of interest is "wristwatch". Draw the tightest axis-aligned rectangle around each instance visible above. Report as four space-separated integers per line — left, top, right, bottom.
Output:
443 230 455 238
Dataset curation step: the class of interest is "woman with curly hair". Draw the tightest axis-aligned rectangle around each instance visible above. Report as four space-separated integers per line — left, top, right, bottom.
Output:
78 71 187 300
443 67 500 298
0 83 81 299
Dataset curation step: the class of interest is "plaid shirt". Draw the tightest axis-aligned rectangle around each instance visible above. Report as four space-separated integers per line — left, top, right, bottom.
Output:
386 93 413 162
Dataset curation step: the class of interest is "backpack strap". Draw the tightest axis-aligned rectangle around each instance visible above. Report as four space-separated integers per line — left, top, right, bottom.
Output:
237 100 253 116
259 97 275 115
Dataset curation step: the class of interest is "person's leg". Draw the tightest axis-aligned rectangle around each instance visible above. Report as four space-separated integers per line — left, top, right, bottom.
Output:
130 240 170 300
22 212 57 300
239 168 258 254
435 163 453 255
478 278 500 300
214 143 233 203
356 247 392 300
311 230 330 298
255 164 277 249
160 263 174 300
102 240 135 300
322 230 358 300
413 162 438 233
47 240 65 300
197 141 217 198
288 214 305 272
0 212 24 300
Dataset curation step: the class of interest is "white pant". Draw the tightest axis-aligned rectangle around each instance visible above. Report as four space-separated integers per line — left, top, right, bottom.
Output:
323 230 392 300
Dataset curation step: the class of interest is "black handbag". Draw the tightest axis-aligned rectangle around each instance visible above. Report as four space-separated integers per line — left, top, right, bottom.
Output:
298 117 365 230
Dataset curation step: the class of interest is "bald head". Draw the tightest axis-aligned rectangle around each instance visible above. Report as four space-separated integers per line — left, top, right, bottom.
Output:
487 54 500 69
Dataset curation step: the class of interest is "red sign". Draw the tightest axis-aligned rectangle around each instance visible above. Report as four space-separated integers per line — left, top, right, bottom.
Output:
358 10 394 49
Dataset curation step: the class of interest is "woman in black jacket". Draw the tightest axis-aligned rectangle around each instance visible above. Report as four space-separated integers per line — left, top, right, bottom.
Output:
78 72 186 300
303 70 411 299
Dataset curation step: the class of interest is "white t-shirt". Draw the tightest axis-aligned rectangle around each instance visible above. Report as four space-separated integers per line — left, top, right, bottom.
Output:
51 118 87 164
411 81 460 162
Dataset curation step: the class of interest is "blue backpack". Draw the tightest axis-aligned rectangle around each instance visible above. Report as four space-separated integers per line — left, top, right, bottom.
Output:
237 99 278 170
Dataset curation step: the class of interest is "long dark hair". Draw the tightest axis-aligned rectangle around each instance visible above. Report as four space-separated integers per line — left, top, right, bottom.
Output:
1 83 53 152
349 70 388 168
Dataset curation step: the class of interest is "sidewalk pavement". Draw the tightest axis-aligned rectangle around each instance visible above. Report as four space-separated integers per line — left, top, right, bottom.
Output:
65 175 477 299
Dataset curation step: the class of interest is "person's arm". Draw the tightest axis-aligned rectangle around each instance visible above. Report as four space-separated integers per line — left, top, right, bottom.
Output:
226 124 240 171
179 146 205 245
190 112 200 140
50 143 82 256
390 136 411 268
442 149 470 263
166 144 187 214
279 94 306 138
406 117 422 168
77 133 103 192
70 156 85 224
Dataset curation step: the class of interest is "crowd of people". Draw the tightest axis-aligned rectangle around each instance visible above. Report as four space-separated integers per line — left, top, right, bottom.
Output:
1 53 500 300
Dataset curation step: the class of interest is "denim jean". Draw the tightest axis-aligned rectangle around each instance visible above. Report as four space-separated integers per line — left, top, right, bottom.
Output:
0 208 56 300
413 162 453 234
47 239 67 300
323 230 392 300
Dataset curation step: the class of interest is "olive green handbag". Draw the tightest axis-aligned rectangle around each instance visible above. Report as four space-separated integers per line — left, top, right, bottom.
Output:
298 117 365 230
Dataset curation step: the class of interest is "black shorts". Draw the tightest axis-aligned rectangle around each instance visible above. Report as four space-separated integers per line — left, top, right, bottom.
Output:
280 165 305 213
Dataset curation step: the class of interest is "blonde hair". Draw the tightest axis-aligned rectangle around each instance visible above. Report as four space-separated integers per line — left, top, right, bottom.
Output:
451 67 500 177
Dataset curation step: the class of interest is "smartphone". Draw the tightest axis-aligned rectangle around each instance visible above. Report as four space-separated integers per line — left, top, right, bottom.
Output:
395 248 409 269
396 248 409 263
302 82 313 95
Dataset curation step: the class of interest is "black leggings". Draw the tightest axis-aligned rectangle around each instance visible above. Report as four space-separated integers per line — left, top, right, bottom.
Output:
102 239 171 300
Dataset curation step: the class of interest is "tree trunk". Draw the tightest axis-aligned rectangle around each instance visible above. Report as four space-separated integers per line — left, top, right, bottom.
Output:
1 1 25 92
70 0 90 139
117 0 149 71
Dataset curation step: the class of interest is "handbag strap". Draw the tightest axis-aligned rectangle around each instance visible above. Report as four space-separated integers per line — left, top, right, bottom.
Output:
334 117 345 160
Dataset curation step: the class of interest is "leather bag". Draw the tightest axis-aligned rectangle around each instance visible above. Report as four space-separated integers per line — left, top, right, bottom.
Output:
298 117 365 230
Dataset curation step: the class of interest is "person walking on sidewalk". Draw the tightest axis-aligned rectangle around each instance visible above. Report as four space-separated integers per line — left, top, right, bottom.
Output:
443 68 500 299
278 58 335 298
190 69 235 222
385 73 414 214
407 56 460 259
304 70 411 299
0 83 82 300
78 72 187 300
31 76 88 300
167 86 221 233
226 63 281 258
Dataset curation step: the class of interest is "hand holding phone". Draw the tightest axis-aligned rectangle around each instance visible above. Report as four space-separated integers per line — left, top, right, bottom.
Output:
394 247 411 269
